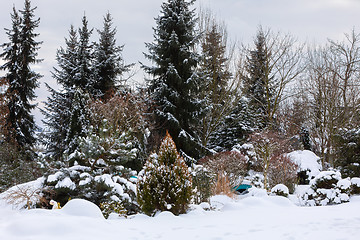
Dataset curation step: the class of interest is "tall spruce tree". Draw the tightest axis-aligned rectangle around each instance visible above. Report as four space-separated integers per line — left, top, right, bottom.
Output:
65 87 92 166
0 0 42 150
197 19 233 150
42 26 78 160
142 0 203 160
93 12 132 99
76 15 94 91
243 28 273 128
43 17 94 163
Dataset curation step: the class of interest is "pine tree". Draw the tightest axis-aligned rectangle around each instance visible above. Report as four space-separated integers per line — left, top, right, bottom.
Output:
0 0 42 149
65 88 92 166
142 0 202 160
0 8 21 142
335 128 360 178
42 26 78 160
52 25 79 89
137 132 192 216
76 15 94 91
211 97 256 151
93 12 132 99
243 27 273 128
41 85 71 161
197 19 234 150
43 17 95 162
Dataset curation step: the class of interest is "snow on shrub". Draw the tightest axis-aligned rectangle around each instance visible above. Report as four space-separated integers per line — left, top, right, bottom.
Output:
337 179 351 194
287 150 322 184
42 165 138 214
271 184 289 197
191 165 215 204
137 132 192 216
351 177 360 194
300 171 350 206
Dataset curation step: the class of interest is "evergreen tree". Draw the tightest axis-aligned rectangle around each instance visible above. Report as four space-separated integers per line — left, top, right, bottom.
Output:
52 25 79 89
41 85 71 161
43 17 95 162
0 0 42 149
137 132 192 216
210 97 256 151
42 26 78 160
0 8 21 141
243 28 273 128
65 88 92 166
93 12 132 99
75 15 94 91
142 0 202 160
197 19 233 150
335 128 360 178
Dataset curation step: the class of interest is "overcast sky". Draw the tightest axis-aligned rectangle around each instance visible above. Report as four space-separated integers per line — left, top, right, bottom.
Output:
1 0 359 128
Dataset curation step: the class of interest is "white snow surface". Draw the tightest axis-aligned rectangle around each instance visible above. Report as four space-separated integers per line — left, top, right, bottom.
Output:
287 150 322 177
1 193 360 239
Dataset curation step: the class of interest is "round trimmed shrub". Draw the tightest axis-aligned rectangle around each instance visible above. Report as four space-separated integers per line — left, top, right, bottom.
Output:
271 184 289 197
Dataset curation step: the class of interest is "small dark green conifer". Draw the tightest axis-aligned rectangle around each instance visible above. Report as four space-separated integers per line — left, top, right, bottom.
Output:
137 132 192 216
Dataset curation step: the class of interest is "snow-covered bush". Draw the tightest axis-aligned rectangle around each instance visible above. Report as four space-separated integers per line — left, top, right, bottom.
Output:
337 178 351 194
70 122 141 172
42 165 138 214
99 200 127 219
137 132 192 216
287 150 322 185
271 184 289 197
351 177 360 194
312 171 341 189
300 171 350 206
191 165 215 204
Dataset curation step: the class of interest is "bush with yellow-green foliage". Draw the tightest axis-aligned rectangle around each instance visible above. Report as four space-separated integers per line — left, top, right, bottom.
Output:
137 132 193 216
100 200 127 219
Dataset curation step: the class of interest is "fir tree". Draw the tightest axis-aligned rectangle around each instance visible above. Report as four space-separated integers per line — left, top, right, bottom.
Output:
42 26 78 160
93 12 132 99
335 128 360 178
210 97 256 151
142 0 202 160
197 20 233 150
76 15 94 91
41 85 71 161
65 88 92 166
0 0 42 149
43 17 95 162
52 25 79 89
137 132 192 216
243 27 273 128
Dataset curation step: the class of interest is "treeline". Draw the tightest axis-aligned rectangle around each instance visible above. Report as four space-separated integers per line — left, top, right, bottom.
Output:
1 0 360 195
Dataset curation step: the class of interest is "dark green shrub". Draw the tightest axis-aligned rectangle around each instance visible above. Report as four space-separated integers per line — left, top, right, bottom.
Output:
191 165 215 204
137 132 193 216
271 184 289 197
100 200 127 219
351 177 360 195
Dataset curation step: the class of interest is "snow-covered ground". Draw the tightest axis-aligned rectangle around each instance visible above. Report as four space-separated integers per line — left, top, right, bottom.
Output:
1 193 360 240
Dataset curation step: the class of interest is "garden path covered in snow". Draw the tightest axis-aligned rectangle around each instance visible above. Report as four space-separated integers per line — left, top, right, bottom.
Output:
1 194 360 240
